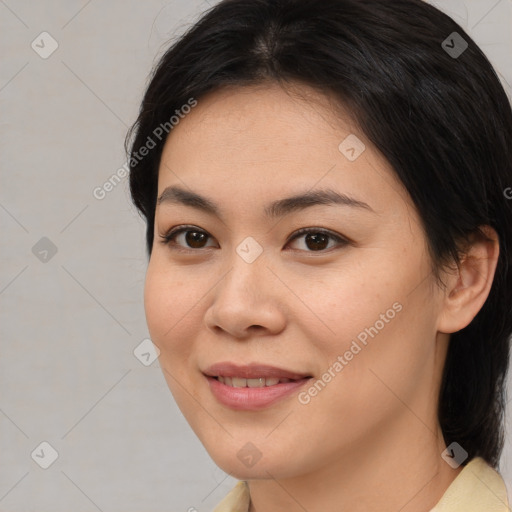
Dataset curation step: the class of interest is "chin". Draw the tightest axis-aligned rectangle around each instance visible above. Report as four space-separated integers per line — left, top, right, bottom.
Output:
203 440 304 481
210 455 280 480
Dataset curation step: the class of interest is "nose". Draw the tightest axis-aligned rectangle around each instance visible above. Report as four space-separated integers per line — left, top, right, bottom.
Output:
204 250 286 339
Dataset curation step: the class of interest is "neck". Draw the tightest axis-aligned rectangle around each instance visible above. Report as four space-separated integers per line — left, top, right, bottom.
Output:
247 421 463 512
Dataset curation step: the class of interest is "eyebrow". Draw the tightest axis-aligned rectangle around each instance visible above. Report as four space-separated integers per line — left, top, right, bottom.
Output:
156 185 376 219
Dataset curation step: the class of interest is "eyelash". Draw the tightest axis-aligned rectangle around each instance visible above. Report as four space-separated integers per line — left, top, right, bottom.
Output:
158 225 350 254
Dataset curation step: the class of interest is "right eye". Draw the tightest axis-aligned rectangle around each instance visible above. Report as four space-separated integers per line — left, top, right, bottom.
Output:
159 225 218 252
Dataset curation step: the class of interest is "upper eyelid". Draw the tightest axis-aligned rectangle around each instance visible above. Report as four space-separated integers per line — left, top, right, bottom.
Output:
160 225 349 248
162 225 343 239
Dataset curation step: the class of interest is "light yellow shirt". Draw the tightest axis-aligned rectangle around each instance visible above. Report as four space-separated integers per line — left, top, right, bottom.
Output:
212 457 509 511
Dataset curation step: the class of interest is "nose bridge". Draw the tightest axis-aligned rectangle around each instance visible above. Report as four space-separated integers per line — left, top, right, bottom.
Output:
204 235 285 337
222 235 267 296
234 234 265 267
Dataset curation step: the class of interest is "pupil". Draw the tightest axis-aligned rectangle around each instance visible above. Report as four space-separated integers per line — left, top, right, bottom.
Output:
183 231 329 250
186 231 206 248
306 233 328 251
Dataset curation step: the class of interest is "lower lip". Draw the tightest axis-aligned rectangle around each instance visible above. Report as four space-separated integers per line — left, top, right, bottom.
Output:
205 375 312 411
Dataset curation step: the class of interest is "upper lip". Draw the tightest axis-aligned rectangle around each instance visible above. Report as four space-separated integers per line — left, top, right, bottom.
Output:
203 362 311 380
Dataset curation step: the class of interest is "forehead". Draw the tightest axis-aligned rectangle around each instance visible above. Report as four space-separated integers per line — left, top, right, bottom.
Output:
157 82 412 219
167 82 354 150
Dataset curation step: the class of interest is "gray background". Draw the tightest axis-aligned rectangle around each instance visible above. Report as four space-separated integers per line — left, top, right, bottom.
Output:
1 1 511 511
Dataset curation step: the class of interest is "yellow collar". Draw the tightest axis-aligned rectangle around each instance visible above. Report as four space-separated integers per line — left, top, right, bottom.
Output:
212 457 509 511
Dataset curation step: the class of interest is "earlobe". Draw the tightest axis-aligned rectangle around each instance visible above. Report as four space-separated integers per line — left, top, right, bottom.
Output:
437 226 500 334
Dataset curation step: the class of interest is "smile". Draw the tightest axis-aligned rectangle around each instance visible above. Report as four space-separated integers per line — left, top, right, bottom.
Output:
215 376 293 387
205 375 312 410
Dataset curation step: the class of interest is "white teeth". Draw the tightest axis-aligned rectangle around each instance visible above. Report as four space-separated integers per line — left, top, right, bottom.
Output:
231 377 247 388
247 378 266 388
216 376 289 387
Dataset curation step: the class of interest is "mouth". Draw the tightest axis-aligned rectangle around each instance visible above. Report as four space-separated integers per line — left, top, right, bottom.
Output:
203 361 312 380
203 362 313 410
214 376 297 387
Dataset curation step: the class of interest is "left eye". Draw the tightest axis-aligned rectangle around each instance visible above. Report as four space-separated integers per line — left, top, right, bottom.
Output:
159 226 349 253
286 227 348 252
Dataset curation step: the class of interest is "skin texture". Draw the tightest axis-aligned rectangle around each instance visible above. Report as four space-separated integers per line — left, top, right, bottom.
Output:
144 82 499 512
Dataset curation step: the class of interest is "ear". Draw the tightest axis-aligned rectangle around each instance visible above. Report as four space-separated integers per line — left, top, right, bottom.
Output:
436 226 499 334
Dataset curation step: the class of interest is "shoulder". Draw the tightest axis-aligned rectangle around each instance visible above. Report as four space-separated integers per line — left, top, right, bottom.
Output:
430 457 509 512
211 480 250 512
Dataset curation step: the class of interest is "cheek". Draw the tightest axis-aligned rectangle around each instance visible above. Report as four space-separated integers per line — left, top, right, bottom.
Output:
144 261 205 410
144 253 196 320
290 261 394 352
143 263 170 342
295 253 435 396
143 260 199 357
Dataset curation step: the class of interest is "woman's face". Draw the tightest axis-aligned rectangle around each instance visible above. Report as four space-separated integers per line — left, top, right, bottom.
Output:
145 83 450 479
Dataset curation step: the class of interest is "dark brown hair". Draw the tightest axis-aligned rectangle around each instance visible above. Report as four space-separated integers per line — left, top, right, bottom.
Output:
126 0 512 467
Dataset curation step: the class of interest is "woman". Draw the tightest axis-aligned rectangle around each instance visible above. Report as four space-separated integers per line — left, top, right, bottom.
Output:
125 0 512 510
